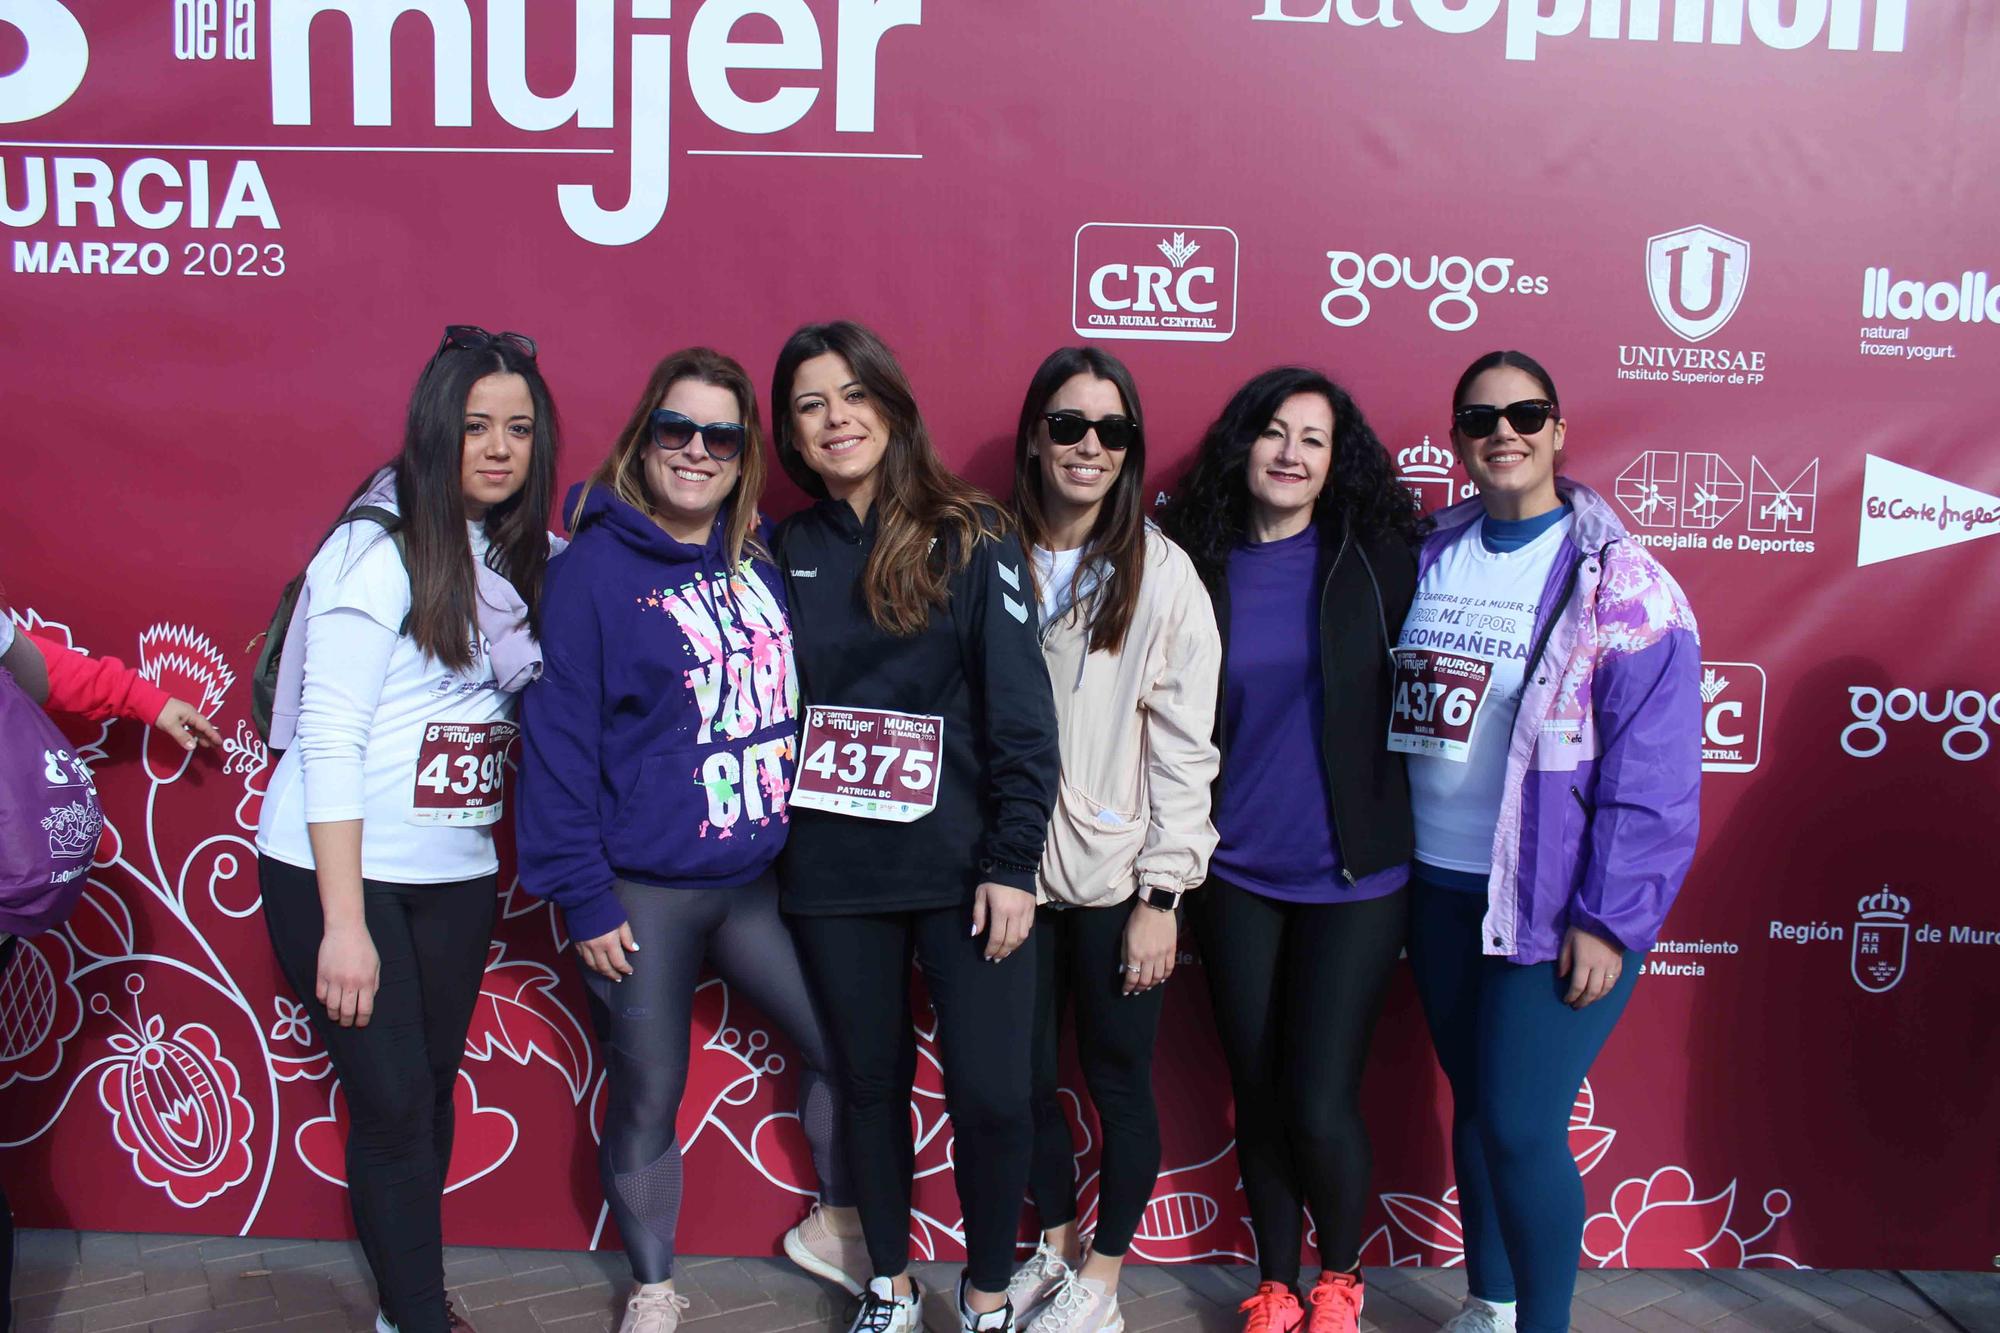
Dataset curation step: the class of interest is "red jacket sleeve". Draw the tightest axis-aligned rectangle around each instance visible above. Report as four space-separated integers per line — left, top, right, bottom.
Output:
30 633 172 726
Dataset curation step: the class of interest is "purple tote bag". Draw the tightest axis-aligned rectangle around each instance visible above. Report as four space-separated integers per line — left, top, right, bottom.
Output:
0 668 103 936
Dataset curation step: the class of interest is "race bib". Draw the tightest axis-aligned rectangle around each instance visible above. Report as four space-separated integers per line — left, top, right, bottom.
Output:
1387 650 1493 762
790 706 943 822
408 719 518 826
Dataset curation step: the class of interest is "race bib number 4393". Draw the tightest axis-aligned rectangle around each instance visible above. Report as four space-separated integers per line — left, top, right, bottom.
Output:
791 706 943 822
409 720 518 826
1387 650 1493 762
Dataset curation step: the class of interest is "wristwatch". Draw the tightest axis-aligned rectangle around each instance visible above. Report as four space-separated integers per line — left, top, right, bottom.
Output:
1138 885 1183 912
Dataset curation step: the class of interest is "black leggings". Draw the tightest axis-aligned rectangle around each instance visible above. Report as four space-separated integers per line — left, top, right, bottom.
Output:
582 871 849 1284
1193 878 1407 1285
789 904 1035 1294
259 856 495 1333
1027 901 1165 1258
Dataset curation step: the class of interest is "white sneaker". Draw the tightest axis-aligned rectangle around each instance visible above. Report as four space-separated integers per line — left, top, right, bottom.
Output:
849 1275 925 1333
784 1203 870 1296
620 1283 691 1333
374 1315 398 1333
961 1274 1017 1333
1022 1272 1122 1333
1440 1296 1517 1333
1004 1240 1071 1320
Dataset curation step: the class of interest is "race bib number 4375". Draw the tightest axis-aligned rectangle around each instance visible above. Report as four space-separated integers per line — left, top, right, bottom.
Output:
791 706 943 822
409 720 518 826
1387 650 1493 762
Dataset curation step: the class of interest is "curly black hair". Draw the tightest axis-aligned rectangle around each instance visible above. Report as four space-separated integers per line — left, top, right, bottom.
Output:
1160 366 1425 576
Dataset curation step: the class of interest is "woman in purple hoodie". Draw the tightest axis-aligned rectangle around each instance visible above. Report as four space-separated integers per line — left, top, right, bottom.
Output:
517 349 861 1333
1398 350 1701 1333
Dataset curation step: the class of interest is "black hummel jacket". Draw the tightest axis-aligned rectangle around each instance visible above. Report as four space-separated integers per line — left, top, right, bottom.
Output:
775 499 1060 915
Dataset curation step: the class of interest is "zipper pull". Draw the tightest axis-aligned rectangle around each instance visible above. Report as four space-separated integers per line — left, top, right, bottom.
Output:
1341 868 1357 885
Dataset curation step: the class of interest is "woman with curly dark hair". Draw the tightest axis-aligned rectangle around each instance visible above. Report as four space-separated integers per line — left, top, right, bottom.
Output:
1159 367 1423 1333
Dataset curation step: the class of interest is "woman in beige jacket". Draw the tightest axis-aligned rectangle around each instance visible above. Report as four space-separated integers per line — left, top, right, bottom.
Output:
1001 347 1222 1333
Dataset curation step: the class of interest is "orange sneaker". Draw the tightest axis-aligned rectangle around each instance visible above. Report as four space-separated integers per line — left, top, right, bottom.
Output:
1237 1281 1303 1333
1305 1271 1364 1333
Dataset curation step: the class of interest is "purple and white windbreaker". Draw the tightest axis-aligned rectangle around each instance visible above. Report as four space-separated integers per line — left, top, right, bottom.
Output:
1417 478 1703 965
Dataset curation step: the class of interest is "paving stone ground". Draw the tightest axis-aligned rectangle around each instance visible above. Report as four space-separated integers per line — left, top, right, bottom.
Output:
10 1230 1984 1333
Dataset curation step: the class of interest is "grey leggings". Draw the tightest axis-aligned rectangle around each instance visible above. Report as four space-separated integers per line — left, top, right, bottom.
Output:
582 870 849 1283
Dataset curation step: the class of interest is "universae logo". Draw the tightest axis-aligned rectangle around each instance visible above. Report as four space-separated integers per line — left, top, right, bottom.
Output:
1073 224 1239 343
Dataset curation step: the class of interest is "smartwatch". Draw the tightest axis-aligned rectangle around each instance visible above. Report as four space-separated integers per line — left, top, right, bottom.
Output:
1138 885 1182 912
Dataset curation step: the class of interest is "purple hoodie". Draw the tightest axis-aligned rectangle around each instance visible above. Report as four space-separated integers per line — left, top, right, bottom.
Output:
1416 478 1702 965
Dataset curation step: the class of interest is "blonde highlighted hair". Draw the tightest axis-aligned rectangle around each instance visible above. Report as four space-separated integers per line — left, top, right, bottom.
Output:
572 347 768 566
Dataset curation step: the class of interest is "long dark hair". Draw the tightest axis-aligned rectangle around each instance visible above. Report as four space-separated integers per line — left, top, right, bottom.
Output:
1009 346 1147 654
387 338 559 669
1160 366 1422 576
771 321 1003 636
574 347 768 567
1452 348 1559 412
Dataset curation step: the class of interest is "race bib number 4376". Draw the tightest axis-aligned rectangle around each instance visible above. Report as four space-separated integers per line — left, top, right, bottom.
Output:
791 706 943 822
1387 650 1493 762
409 720 518 826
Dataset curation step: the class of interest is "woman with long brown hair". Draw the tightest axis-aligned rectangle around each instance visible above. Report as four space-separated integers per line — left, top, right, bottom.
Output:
255 326 559 1333
1001 347 1221 1333
770 321 1060 1333
516 348 862 1333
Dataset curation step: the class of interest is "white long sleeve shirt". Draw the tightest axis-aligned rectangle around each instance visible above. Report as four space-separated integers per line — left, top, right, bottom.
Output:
255 518 513 883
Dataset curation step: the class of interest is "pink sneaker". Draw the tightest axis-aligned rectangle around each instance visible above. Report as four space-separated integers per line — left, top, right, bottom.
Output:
783 1202 870 1296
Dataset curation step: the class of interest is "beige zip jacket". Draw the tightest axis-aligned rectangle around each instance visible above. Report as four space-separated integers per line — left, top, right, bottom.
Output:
1035 526 1222 907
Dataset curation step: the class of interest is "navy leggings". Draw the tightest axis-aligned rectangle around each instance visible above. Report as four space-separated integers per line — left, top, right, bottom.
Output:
581 871 849 1284
1405 879 1642 1333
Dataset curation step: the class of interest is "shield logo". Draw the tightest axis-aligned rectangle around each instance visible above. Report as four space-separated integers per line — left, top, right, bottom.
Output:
1646 225 1750 342
1850 920 1908 993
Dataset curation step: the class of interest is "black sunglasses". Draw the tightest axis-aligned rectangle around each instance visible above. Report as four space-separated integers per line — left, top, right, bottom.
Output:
436 324 538 361
1454 399 1557 439
1043 411 1138 451
649 408 747 462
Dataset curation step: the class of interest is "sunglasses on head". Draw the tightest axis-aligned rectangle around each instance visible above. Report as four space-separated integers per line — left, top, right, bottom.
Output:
1454 399 1557 439
1043 411 1138 451
649 408 747 462
436 324 537 361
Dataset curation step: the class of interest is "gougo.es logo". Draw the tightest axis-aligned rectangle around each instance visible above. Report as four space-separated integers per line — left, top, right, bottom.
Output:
1320 249 1548 332
1842 685 2000 762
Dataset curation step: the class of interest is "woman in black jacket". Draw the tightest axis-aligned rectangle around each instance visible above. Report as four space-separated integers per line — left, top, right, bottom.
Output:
770 321 1061 1333
1159 367 1424 1333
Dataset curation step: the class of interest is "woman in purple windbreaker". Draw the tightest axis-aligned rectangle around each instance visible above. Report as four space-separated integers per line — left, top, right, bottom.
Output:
1397 350 1701 1333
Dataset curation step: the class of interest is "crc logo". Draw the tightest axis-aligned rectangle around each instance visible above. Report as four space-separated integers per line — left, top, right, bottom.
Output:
1073 224 1238 343
1842 685 2000 762
1699 663 1765 774
1614 451 1818 533
1395 438 1474 515
1646 225 1750 342
1321 249 1547 333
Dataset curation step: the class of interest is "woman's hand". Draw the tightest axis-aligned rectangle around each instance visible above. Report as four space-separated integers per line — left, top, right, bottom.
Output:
316 923 380 1028
1558 925 1626 1009
1121 901 1179 995
577 923 639 981
153 697 223 751
971 882 1036 961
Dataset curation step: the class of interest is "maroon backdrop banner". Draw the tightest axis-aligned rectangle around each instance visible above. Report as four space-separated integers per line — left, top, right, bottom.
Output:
3 0 1997 1273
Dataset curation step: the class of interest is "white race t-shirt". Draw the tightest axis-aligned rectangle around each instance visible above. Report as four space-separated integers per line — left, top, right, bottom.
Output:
1395 515 1572 874
1032 545 1088 628
256 518 515 883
